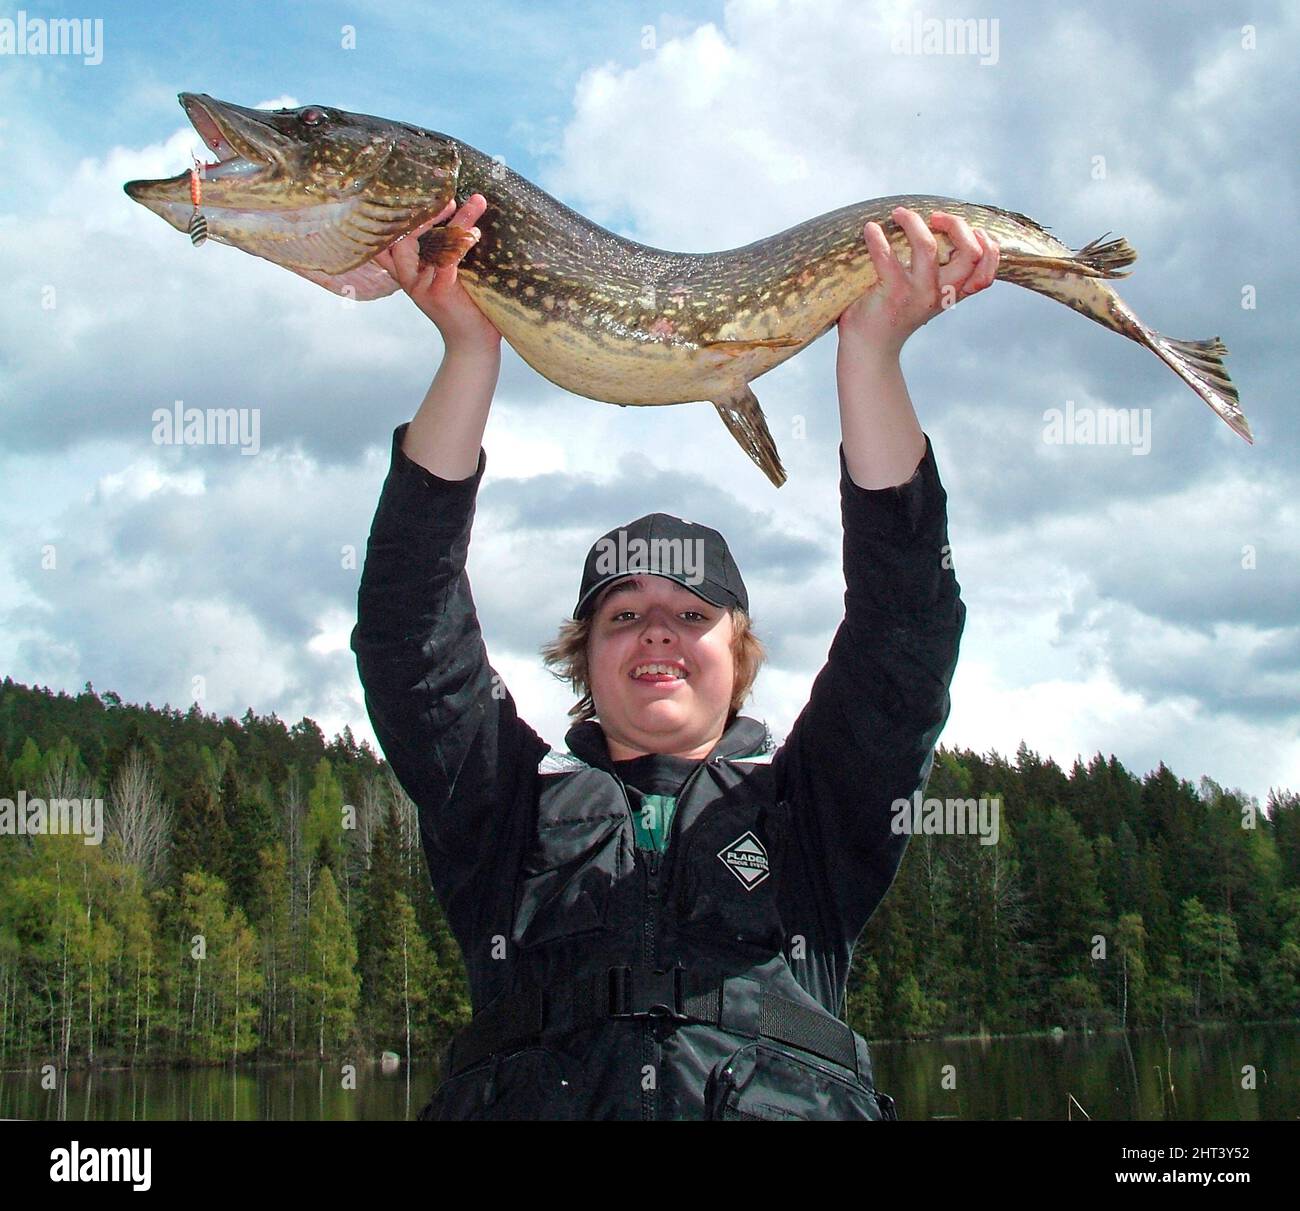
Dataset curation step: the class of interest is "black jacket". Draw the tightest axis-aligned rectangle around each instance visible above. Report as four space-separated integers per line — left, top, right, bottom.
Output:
351 423 965 1120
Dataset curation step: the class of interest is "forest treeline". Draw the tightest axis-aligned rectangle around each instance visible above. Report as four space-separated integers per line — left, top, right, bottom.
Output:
1 677 1297 1070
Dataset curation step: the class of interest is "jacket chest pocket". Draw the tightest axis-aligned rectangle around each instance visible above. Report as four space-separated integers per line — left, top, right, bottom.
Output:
511 774 629 950
704 1041 892 1121
672 796 789 952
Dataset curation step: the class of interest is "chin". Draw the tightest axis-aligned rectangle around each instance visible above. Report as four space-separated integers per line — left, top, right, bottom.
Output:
628 701 693 729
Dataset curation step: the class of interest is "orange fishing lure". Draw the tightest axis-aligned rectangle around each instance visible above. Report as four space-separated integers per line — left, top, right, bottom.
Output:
188 157 208 246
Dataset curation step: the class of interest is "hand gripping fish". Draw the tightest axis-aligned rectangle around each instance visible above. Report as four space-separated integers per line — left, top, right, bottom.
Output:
125 94 1249 486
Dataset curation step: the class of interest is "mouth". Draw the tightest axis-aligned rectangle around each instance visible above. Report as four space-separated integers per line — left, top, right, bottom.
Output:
629 661 689 685
179 93 267 182
123 93 268 207
123 92 462 282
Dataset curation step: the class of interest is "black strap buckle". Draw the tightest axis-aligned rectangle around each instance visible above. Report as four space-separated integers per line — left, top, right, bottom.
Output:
608 964 686 1020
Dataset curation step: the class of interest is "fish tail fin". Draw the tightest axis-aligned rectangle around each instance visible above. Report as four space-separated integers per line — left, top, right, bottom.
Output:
712 385 787 487
1147 331 1253 442
998 232 1137 282
991 247 1251 443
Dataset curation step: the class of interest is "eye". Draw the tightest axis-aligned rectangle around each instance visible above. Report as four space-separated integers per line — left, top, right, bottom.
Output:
300 107 325 125
681 611 706 622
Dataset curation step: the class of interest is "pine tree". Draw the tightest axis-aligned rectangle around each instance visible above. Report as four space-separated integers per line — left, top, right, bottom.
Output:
1270 790 1300 886
1260 888 1300 1016
171 775 231 884
222 757 276 917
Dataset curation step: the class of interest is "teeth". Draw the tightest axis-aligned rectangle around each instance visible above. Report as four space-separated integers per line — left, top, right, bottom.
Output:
632 663 685 679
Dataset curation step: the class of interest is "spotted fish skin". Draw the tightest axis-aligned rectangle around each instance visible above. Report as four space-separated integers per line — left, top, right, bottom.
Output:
124 94 1249 487
444 142 1247 483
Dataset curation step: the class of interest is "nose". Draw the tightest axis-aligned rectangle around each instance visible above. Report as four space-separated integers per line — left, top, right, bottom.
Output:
638 604 679 644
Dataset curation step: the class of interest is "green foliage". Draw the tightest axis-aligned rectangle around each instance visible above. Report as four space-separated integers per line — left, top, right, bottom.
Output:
0 832 158 1063
170 871 261 1061
1112 912 1148 1027
296 866 359 1057
171 775 230 885
1052 973 1105 1030
1259 888 1300 1016
10 737 44 793
304 758 345 878
1181 896 1243 1018
845 956 883 1036
0 677 1296 1065
851 742 1297 1039
221 758 276 918
891 971 946 1038
371 891 436 1059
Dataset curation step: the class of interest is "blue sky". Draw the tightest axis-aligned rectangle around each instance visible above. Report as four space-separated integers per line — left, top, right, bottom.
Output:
1 0 1296 803
0 0 696 194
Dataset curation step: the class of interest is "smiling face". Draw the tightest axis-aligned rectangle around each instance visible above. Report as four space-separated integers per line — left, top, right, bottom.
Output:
586 574 737 761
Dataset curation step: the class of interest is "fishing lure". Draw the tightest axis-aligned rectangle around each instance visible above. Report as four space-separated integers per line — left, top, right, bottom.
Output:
187 158 208 247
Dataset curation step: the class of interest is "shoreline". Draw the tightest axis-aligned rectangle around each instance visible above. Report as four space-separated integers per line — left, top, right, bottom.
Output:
5 1017 1295 1074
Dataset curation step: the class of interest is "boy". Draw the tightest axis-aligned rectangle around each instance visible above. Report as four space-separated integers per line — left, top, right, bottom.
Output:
352 195 998 1119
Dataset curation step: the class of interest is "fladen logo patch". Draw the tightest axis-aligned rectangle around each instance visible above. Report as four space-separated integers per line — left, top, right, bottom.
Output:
717 830 770 890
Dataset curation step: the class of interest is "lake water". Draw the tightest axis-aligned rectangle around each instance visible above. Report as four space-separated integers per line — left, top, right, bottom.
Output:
3 1022 1294 1120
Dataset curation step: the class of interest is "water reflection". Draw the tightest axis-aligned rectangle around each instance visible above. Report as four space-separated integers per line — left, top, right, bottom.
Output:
2 1023 1294 1121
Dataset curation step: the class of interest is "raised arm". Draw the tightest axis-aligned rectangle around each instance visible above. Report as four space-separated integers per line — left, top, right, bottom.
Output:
351 197 547 941
838 205 998 490
775 207 999 943
373 192 501 478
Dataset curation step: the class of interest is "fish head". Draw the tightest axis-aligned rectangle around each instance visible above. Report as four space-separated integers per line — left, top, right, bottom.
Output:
124 92 461 276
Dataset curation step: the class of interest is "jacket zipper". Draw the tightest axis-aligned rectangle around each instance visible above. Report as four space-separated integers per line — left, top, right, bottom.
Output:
618 754 719 1120
616 780 658 1120
659 756 712 890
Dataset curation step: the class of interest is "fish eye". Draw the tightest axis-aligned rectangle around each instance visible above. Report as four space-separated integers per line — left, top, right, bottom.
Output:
300 107 326 125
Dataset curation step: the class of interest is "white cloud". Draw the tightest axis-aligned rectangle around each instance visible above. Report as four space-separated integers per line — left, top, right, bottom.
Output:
1 0 1294 805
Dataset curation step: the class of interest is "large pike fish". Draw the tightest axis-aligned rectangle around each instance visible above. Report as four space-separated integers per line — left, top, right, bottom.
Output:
125 94 1249 486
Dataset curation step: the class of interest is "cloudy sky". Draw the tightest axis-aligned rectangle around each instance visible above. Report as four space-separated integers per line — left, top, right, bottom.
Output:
1 0 1295 803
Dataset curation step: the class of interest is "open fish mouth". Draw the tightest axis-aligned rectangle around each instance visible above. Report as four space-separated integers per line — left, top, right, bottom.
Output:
179 93 274 182
124 93 462 279
123 93 279 211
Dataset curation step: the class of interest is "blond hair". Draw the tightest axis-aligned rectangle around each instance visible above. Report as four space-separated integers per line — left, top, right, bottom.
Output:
540 606 765 724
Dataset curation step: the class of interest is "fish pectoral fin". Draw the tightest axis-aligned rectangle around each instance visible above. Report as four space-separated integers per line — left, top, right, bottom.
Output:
417 223 482 268
699 336 801 356
712 385 787 488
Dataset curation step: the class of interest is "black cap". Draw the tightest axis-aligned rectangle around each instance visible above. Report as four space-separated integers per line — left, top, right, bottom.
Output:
573 512 748 621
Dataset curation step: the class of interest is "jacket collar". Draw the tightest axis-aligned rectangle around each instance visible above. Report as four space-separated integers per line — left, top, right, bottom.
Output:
564 714 772 773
